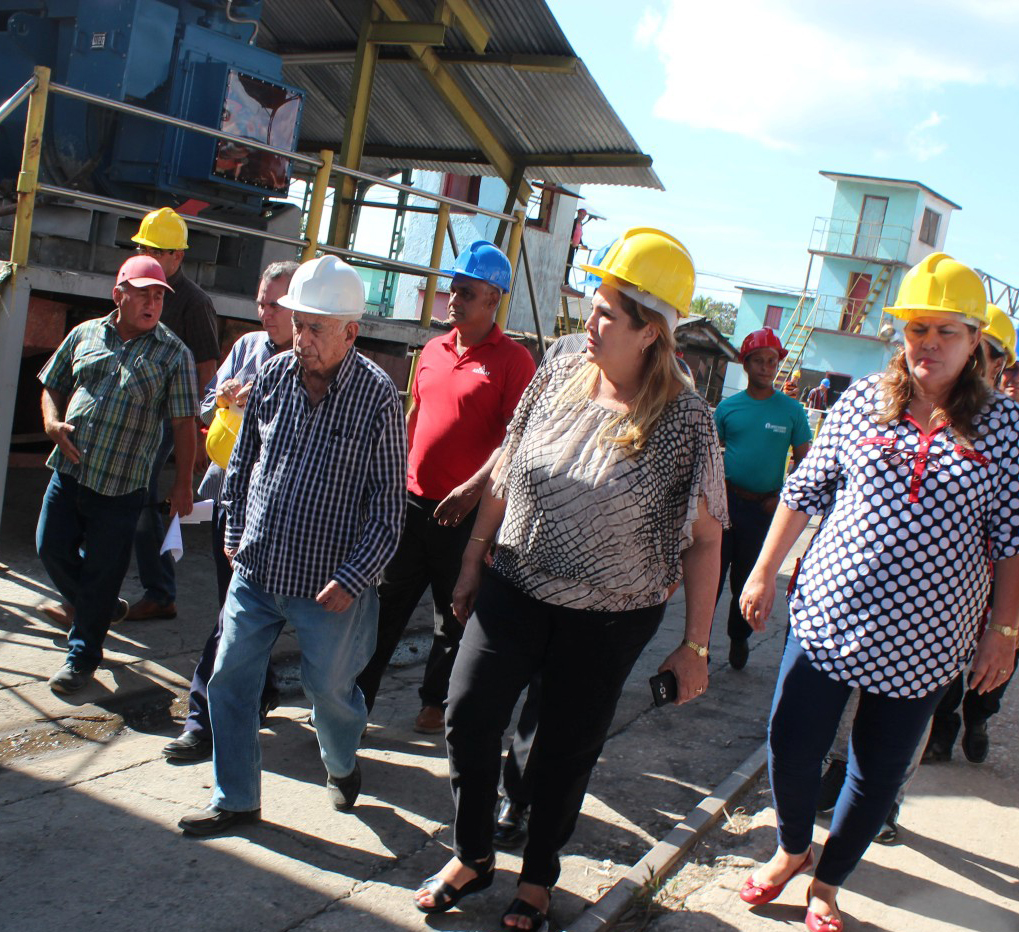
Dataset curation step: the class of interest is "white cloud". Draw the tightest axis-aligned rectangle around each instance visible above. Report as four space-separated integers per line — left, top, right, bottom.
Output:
634 0 1008 151
906 111 947 161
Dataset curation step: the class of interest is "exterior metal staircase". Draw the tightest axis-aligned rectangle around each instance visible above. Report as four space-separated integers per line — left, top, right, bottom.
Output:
776 263 895 383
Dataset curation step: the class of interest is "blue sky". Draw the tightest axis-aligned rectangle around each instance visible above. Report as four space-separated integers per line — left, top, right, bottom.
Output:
548 0 1019 305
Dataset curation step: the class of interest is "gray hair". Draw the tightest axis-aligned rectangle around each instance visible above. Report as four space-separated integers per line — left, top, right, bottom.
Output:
261 260 300 286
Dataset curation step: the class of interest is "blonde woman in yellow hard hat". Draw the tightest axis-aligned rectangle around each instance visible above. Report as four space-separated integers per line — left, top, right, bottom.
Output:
737 253 1019 932
413 229 727 930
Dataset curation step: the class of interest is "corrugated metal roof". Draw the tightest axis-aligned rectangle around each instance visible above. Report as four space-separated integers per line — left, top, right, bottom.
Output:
259 0 661 190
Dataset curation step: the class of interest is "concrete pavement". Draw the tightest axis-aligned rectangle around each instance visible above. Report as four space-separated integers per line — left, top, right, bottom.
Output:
1 464 1017 932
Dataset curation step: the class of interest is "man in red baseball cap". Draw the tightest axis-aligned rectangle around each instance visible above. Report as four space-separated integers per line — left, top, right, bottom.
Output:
712 327 812 670
36 255 199 694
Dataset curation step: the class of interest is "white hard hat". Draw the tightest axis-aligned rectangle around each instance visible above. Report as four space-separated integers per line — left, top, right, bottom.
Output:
278 256 366 318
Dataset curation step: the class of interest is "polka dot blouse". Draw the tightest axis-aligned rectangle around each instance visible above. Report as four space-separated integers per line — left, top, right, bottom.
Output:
781 373 1019 698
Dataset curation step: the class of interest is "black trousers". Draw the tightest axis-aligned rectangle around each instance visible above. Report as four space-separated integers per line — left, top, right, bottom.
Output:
357 492 476 712
928 646 1019 748
500 675 542 806
446 570 664 887
716 490 774 642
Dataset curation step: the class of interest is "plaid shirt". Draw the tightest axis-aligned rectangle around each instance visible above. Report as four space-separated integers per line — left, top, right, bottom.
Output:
38 313 198 497
222 349 407 599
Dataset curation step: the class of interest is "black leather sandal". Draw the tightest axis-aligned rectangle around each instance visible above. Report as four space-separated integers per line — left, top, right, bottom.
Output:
501 889 552 932
414 853 496 914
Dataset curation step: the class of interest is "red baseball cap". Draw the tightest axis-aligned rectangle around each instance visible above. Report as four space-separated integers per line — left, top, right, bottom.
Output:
116 255 174 291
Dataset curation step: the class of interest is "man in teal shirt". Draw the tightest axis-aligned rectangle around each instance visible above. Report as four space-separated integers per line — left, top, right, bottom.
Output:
714 328 811 669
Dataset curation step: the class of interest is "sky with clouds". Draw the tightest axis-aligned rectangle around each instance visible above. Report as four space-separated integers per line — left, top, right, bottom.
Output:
548 0 1019 304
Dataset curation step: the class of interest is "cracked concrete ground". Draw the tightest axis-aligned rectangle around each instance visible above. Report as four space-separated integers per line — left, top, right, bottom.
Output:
2 465 1016 932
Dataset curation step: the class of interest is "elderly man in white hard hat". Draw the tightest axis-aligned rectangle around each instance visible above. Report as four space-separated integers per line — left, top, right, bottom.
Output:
178 256 407 836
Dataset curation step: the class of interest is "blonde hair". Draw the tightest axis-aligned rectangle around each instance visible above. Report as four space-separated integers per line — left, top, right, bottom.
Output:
876 344 989 445
555 291 692 451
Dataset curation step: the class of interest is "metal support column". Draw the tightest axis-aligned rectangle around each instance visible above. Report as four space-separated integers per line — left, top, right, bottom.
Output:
0 268 34 551
405 201 451 411
496 210 525 329
331 7 379 250
301 149 335 260
11 66 50 266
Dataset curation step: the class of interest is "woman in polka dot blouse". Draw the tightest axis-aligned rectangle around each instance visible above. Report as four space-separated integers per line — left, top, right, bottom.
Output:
735 254 1019 932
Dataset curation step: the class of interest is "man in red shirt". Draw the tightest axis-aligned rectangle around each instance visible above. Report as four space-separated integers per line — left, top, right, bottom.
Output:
356 240 536 732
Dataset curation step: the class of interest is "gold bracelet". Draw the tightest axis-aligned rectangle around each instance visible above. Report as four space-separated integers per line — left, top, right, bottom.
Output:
681 639 709 658
469 536 492 545
988 623 1019 639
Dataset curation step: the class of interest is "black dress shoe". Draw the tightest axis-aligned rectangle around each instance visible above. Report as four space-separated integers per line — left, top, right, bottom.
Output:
327 761 361 810
178 806 261 836
162 731 213 762
728 638 749 670
961 719 989 763
493 797 530 850
921 733 954 763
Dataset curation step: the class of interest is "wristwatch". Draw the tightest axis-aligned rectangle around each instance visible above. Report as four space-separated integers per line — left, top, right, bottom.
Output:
988 623 1019 639
682 639 709 657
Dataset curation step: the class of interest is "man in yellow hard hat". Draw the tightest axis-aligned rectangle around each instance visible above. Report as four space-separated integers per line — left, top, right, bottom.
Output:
125 207 221 622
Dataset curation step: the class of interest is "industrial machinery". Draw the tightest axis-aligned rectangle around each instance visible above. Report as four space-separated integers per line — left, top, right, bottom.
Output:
0 0 304 212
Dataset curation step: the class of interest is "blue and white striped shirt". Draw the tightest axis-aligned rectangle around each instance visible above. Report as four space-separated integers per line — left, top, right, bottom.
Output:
196 331 282 502
221 348 407 599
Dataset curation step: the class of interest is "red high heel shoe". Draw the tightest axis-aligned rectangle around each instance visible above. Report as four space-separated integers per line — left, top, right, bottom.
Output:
739 848 814 906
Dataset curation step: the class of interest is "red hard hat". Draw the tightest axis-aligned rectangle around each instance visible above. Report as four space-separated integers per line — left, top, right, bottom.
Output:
739 327 788 363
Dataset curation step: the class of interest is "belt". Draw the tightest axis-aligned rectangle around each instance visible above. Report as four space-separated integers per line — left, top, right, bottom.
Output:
726 480 780 503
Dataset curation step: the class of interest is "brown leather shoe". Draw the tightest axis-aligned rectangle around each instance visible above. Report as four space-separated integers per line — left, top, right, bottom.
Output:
414 705 445 734
126 597 177 621
41 602 74 628
41 598 129 628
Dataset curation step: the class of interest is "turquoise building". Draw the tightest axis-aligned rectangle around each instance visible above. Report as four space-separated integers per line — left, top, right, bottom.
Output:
725 171 960 401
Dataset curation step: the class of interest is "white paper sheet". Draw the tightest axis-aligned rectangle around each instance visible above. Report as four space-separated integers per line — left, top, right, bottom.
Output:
180 499 215 524
160 516 183 562
159 499 215 561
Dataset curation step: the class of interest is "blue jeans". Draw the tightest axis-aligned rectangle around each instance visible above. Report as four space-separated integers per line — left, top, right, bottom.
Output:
36 470 146 671
208 573 378 812
768 634 947 886
132 420 175 604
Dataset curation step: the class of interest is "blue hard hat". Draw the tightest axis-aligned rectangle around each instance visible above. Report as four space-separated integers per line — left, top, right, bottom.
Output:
820 378 831 388
580 241 614 288
440 240 513 293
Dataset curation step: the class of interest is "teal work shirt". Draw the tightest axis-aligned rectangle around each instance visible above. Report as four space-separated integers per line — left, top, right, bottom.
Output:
714 390 811 494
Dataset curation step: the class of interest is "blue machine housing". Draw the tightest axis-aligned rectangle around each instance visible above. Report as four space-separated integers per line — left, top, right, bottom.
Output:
0 0 304 212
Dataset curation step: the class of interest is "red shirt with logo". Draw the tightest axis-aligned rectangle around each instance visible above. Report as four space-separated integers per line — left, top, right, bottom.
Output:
408 325 536 500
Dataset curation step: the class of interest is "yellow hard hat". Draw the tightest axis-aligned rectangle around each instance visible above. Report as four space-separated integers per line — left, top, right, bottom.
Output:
132 207 189 250
206 407 243 470
983 304 1017 367
792 370 801 380
578 227 695 330
884 252 986 326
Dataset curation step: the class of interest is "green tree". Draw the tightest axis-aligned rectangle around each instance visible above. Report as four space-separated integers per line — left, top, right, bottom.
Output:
689 294 737 335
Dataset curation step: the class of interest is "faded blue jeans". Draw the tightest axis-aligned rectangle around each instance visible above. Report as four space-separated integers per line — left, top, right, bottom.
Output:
208 573 378 812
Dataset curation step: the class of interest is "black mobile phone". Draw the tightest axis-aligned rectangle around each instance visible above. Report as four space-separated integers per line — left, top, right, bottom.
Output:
649 670 678 707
